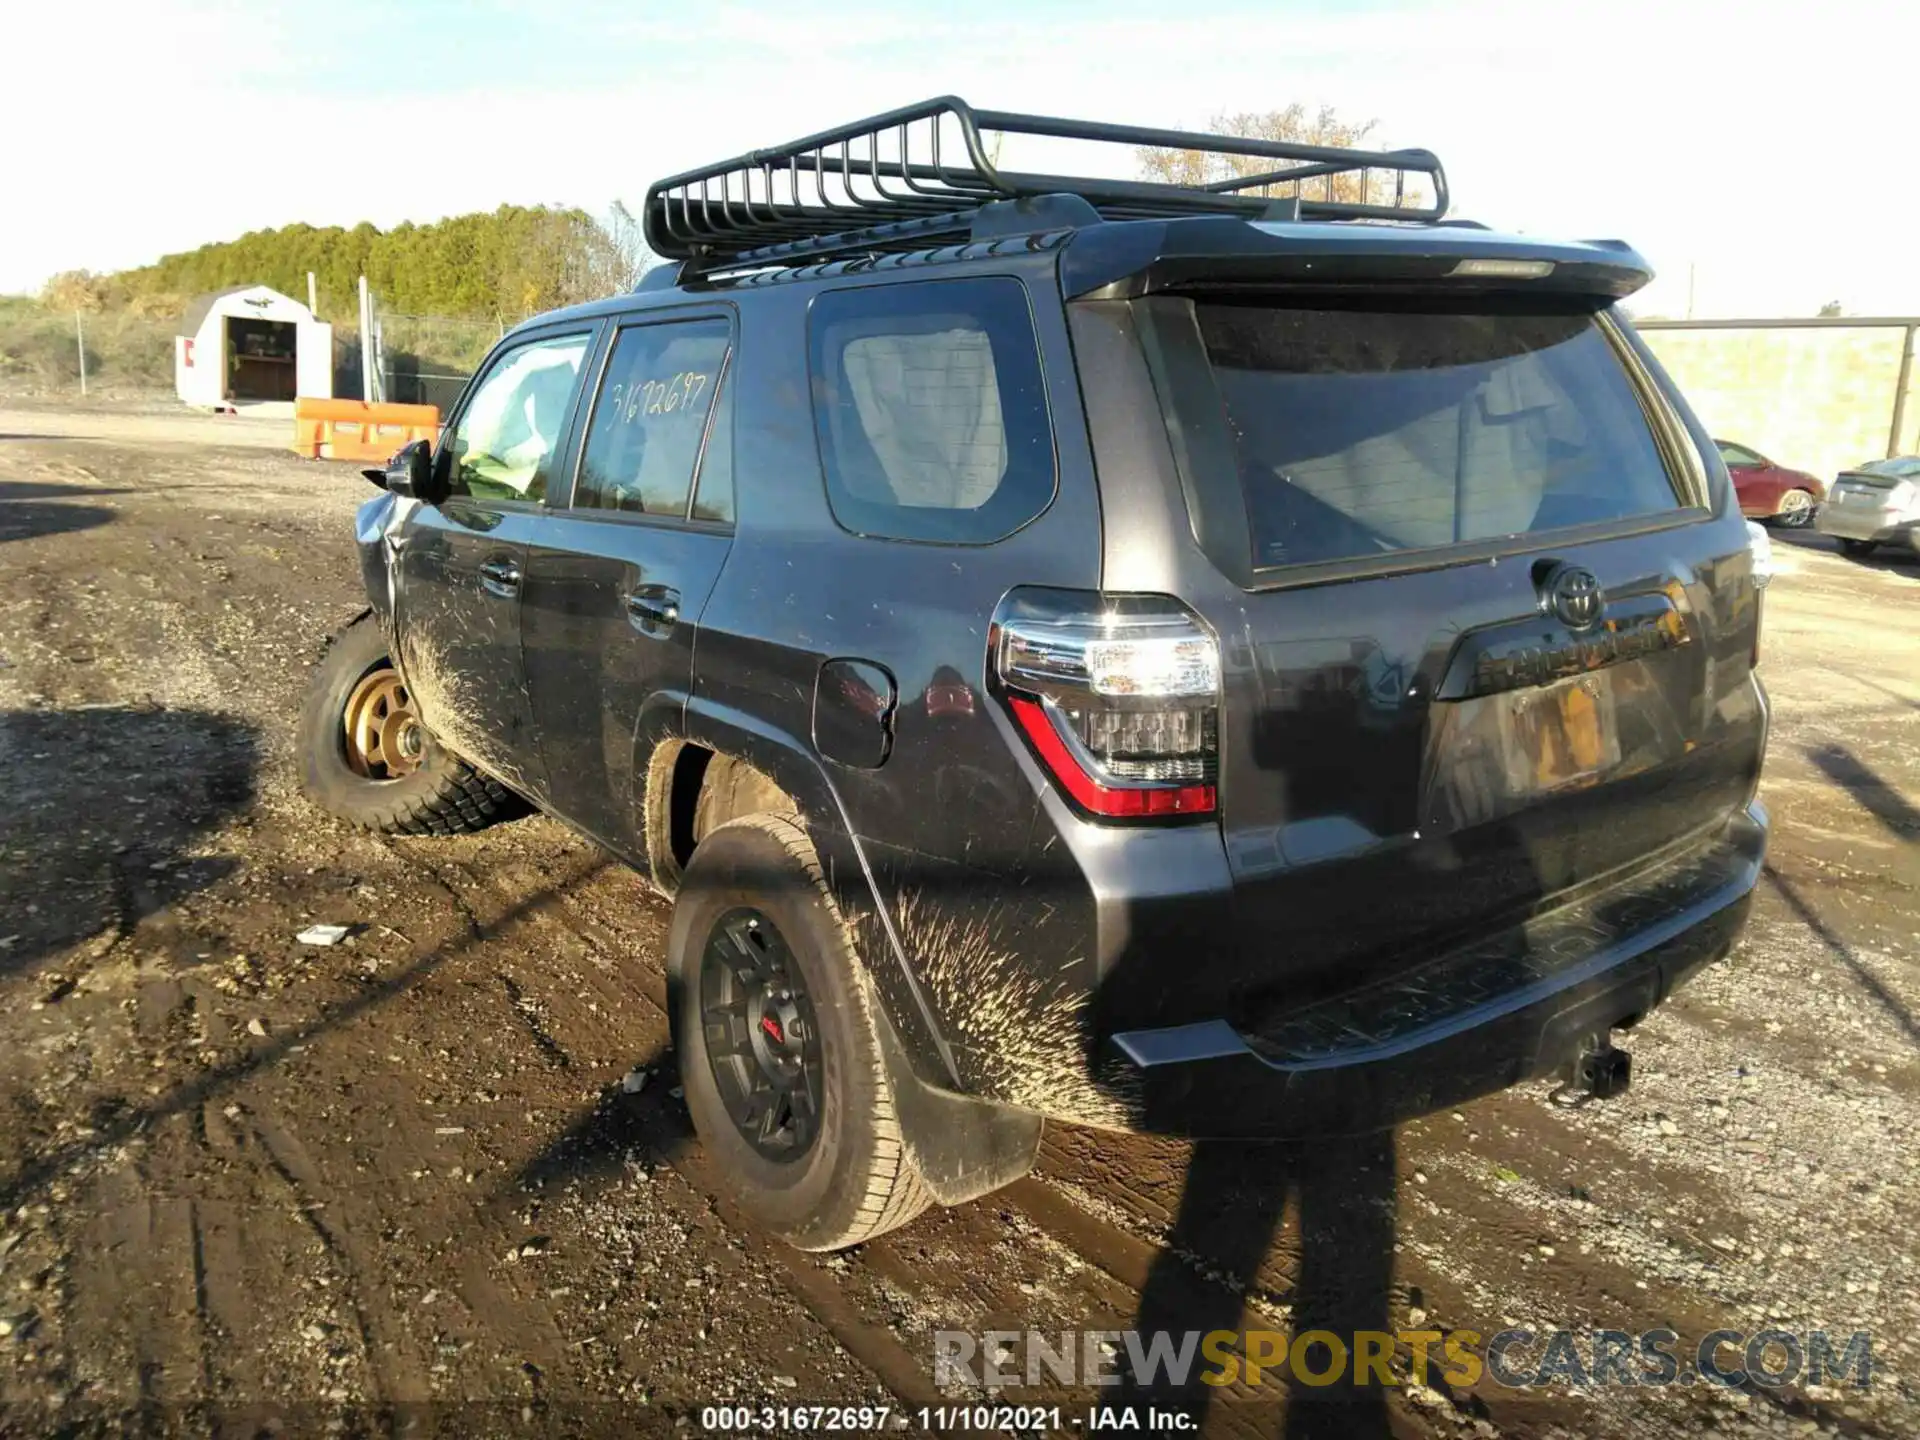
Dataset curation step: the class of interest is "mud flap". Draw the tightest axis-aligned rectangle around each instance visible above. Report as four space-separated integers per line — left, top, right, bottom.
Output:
874 1000 1041 1206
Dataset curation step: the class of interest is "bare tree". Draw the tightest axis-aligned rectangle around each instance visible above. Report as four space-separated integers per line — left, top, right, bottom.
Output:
546 203 659 305
599 201 657 291
1137 105 1413 208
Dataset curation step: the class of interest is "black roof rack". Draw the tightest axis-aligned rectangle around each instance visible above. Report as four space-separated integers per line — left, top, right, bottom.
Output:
643 96 1449 275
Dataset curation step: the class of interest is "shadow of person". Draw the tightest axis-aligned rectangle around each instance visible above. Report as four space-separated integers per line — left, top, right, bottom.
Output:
1804 741 1920 842
0 704 259 981
1118 1133 1397 1438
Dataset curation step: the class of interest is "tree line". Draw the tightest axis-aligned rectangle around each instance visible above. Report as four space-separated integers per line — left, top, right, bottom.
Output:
40 203 652 326
36 106 1397 328
33 106 1436 332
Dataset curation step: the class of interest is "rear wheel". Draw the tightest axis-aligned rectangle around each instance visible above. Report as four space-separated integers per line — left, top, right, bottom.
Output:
669 813 931 1251
298 614 520 835
1841 538 1879 557
1774 489 1816 527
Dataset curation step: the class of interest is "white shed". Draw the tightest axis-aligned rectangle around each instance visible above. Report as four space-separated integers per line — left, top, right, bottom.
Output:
174 284 333 411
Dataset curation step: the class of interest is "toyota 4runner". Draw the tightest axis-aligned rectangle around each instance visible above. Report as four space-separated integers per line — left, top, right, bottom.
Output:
300 99 1770 1251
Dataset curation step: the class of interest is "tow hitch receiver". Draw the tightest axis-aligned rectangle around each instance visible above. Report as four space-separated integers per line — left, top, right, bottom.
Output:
1553 1033 1632 1105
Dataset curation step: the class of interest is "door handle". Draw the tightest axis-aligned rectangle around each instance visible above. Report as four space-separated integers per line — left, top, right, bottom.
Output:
624 584 682 635
478 557 522 598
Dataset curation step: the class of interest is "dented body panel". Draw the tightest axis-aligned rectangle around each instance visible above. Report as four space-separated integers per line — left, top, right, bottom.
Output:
352 489 408 635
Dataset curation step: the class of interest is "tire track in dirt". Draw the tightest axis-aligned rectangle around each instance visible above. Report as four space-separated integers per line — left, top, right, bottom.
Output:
178 834 920 1408
427 849 949 1409
249 1108 429 1404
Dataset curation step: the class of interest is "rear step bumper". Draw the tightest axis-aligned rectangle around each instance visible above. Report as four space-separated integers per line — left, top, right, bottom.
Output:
1108 803 1767 1139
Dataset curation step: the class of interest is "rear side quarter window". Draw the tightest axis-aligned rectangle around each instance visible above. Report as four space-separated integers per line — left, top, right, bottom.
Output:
808 277 1056 544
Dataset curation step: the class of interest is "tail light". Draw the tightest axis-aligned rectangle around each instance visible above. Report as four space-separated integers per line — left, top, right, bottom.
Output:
991 590 1220 821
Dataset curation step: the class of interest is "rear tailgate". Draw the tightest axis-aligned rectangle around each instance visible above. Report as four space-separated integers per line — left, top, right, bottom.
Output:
1113 283 1767 1016
1831 469 1914 514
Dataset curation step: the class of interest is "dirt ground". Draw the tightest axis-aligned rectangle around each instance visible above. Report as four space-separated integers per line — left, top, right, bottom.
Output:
2 398 1917 1439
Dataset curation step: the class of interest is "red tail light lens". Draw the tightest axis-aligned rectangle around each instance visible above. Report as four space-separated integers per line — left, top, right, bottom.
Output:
1007 696 1217 816
992 590 1221 821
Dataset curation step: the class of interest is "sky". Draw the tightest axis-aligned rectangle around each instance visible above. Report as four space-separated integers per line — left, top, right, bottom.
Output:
2 0 1912 318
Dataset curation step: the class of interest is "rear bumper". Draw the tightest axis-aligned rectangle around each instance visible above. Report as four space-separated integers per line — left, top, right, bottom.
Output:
1815 507 1919 547
1107 804 1767 1138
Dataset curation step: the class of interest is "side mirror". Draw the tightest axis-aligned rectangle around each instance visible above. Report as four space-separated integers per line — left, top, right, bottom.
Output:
369 440 446 504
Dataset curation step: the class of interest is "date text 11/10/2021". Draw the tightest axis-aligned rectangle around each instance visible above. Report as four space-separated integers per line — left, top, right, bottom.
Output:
697 1407 1189 1433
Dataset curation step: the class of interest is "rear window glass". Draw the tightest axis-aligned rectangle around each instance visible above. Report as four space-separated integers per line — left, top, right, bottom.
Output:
1858 457 1920 479
809 277 1055 544
1192 300 1682 570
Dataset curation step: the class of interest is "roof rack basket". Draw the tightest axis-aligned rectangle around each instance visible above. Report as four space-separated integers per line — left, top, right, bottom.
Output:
643 96 1448 274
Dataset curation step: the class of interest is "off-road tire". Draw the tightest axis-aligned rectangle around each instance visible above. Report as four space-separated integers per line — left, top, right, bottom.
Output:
1841 539 1879 558
298 613 519 836
669 812 932 1251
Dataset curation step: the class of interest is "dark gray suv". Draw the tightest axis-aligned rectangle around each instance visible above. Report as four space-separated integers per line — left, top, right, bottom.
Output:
300 98 1770 1251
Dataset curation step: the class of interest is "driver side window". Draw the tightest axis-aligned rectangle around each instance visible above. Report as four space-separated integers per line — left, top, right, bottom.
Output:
1717 442 1763 469
445 333 591 503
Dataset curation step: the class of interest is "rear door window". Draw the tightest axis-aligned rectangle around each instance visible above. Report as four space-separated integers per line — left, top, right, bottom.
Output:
809 277 1055 544
1190 299 1683 570
690 361 735 523
575 317 732 517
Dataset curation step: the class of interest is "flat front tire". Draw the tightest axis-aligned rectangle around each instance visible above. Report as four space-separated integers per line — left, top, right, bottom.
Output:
298 614 520 835
669 813 931 1251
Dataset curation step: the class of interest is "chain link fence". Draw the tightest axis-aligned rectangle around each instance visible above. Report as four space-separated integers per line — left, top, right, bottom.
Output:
0 299 175 397
369 310 508 414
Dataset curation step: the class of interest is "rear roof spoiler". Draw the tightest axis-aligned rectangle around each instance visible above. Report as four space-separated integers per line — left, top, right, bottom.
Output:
1060 217 1652 301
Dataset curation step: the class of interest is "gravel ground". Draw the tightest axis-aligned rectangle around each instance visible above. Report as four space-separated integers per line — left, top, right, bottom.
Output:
1 400 1916 1439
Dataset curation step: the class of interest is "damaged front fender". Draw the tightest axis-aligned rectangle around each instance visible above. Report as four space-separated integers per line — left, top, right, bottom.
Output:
353 489 417 633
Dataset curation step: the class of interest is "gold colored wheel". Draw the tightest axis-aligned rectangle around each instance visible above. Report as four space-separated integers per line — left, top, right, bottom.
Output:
341 666 424 779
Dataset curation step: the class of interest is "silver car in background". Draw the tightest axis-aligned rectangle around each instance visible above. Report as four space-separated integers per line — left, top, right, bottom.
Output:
1815 456 1920 558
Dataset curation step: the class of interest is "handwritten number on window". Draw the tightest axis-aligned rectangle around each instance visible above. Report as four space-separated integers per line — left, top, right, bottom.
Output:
607 371 710 426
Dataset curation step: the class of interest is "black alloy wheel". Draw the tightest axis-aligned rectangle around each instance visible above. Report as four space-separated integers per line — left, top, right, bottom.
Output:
699 907 825 1161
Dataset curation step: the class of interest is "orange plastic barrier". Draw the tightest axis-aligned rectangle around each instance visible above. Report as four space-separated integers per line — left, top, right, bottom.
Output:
294 398 440 462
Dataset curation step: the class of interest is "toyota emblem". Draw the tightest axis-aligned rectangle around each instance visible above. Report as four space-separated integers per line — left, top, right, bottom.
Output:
1544 564 1605 631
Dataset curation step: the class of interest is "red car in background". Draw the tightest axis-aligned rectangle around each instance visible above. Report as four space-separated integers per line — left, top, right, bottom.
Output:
1716 439 1826 527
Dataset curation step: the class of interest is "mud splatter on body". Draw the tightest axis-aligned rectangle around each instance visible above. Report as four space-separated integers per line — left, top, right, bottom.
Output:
856 890 1141 1131
395 630 531 795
